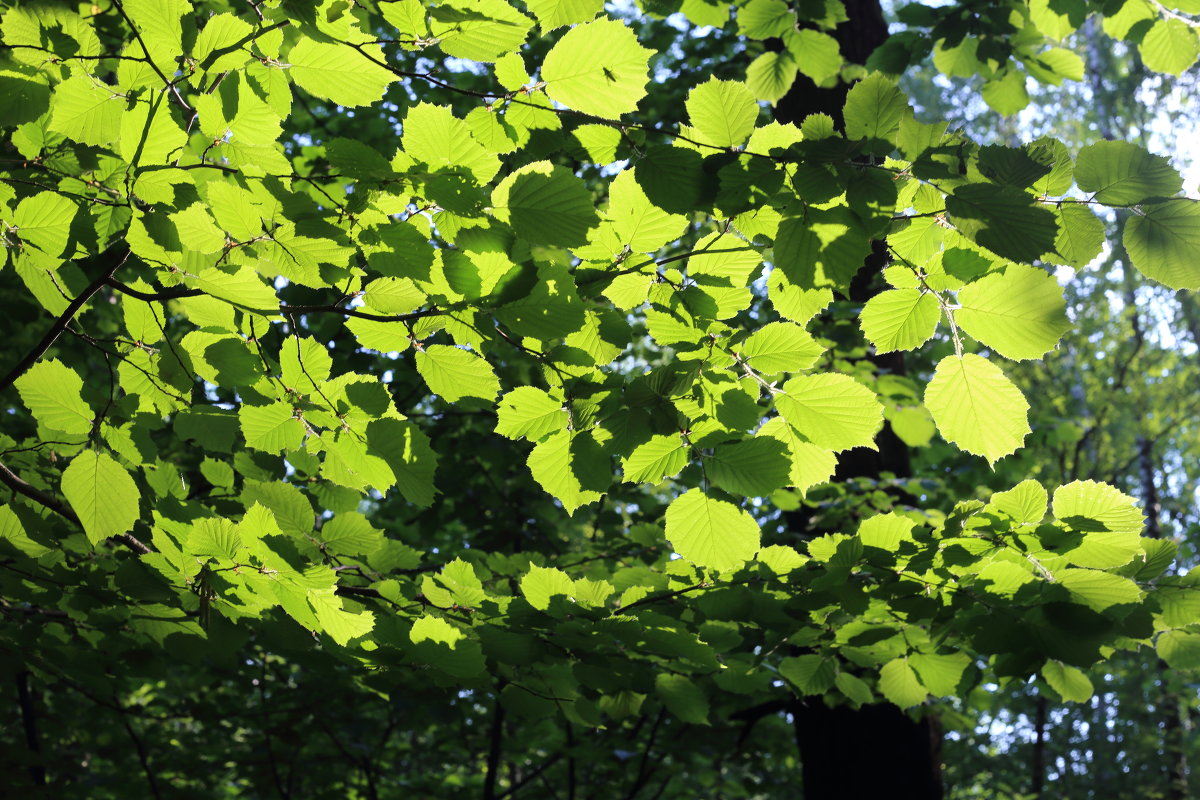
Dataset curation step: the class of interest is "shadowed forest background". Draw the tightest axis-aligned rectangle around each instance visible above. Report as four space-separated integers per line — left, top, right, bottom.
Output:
1 0 1198 798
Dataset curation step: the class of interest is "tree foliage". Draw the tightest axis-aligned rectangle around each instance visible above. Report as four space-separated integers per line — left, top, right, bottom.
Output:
1 0 1199 796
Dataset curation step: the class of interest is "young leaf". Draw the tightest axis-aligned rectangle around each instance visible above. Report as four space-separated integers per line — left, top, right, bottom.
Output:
1075 141 1183 205
707 437 791 497
1123 198 1200 290
491 161 599 246
1041 661 1094 702
775 373 883 452
541 18 651 118
955 264 1071 360
858 289 940 354
878 658 926 708
15 359 94 436
686 78 758 149
287 40 395 107
61 450 141 546
925 354 1030 465
495 387 567 442
664 488 760 571
414 345 500 403
739 321 825 373
622 434 688 485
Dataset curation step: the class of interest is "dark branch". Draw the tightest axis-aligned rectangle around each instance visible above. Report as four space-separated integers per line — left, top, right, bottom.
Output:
103 278 440 323
0 245 130 396
0 458 152 555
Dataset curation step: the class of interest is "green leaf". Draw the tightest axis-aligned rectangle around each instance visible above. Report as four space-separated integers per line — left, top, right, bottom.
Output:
707 437 791 497
858 512 915 551
403 102 500 184
989 479 1048 526
738 321 824 373
780 655 836 695
524 0 602 29
1075 141 1183 205
858 289 940 354
1053 205 1105 268
495 387 566 442
61 450 140 546
746 51 797 103
15 359 93 435
541 18 652 118
1052 480 1144 568
664 488 760 571
122 0 189 69
686 78 758 149
842 73 909 149
737 0 792 38
1123 199 1200 290
756 418 837 495
365 419 439 507
655 673 710 725
13 192 76 257
432 0 533 62
240 402 304 453
280 337 333 394
980 68 1029 115
622 434 688 485
955 264 1071 361
604 169 688 254
0 66 50 127
835 671 874 706
287 39 395 107
788 29 843 84
0 504 50 558
193 13 254 72
1156 630 1200 670
180 331 264 386
1023 48 1084 84
879 658 926 708
925 354 1030 465
415 345 500 403
527 430 604 513
491 161 599 246
775 373 883 452
195 266 280 311
309 591 375 646
945 184 1058 263
1139 18 1200 75
521 565 576 610
910 652 969 697
1041 661 1094 702
48 74 122 146
1059 569 1142 611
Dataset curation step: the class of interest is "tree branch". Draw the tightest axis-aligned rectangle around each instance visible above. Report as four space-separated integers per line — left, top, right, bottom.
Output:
103 278 440 323
0 458 151 555
483 695 505 800
0 245 130 395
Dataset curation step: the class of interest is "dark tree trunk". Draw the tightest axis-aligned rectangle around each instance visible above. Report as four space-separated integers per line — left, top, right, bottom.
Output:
773 3 942 798
792 700 943 800
1031 694 1047 798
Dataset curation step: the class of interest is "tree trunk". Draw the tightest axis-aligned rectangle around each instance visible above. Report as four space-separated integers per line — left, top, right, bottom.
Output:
772 3 942 797
792 700 943 800
1031 694 1047 798
1127 280 1190 800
